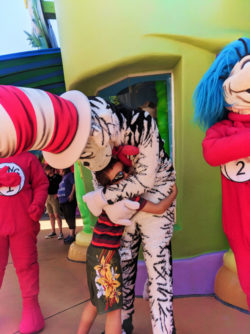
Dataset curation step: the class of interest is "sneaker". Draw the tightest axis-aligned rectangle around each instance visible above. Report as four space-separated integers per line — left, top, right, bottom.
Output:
63 235 71 242
45 232 56 239
58 232 64 240
64 235 75 244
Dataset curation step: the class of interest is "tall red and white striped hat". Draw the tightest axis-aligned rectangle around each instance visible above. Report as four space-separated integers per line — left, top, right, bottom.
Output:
0 85 91 168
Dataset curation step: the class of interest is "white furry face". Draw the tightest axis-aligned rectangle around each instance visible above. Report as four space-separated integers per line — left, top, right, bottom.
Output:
80 139 112 171
79 112 114 171
223 55 250 113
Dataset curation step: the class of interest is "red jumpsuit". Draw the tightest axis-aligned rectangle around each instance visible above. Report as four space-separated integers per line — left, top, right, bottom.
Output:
203 112 250 308
0 152 48 333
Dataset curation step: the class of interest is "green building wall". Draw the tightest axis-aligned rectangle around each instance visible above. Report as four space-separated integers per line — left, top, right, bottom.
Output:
54 0 250 259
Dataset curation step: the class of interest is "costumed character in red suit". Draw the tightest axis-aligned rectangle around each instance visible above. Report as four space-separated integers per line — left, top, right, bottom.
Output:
194 37 250 309
0 152 48 334
0 84 91 332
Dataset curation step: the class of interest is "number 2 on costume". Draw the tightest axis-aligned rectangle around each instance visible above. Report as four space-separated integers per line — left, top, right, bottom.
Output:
221 158 250 182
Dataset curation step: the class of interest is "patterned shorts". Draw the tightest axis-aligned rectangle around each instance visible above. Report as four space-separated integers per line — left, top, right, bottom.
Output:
86 244 123 314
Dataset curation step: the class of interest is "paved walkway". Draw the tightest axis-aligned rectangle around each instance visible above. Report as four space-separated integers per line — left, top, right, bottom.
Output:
1 220 250 333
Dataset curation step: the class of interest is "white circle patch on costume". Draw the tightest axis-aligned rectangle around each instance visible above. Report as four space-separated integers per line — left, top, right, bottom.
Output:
0 163 25 196
221 158 250 182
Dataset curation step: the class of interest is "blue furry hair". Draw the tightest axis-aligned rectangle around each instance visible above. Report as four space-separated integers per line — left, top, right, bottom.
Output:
193 37 250 130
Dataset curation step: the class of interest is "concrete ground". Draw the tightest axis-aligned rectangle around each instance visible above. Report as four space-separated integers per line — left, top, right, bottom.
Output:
1 219 250 334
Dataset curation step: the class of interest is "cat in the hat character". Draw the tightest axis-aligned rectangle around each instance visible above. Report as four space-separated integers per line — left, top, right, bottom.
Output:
0 151 48 334
0 85 176 334
0 85 89 332
194 37 250 309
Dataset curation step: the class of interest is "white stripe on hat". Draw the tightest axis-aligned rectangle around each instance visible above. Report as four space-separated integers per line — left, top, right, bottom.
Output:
18 87 55 152
0 85 92 168
0 104 17 157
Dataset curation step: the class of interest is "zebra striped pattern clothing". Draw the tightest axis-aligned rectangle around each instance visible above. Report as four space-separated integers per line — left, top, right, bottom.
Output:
86 97 176 205
91 196 147 249
121 209 175 334
82 97 176 333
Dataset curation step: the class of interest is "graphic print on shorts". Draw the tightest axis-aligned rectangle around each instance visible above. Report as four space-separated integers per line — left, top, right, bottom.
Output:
94 249 121 311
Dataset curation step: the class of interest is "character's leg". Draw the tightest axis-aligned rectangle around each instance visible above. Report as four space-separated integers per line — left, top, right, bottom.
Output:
228 237 250 310
10 225 44 334
0 235 9 288
120 223 141 333
140 214 175 334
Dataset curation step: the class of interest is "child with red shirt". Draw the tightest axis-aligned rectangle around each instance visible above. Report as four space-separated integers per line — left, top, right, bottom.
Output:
77 157 177 334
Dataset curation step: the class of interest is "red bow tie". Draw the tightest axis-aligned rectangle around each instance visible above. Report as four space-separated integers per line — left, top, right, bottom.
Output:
0 166 21 187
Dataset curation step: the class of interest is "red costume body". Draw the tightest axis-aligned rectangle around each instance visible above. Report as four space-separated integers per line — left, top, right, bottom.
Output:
0 152 48 334
203 112 250 306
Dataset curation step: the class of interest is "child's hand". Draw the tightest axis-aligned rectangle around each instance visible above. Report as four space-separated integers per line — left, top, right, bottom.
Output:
113 219 133 226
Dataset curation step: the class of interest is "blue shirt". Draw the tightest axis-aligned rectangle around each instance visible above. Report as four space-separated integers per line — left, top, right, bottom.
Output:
57 172 74 204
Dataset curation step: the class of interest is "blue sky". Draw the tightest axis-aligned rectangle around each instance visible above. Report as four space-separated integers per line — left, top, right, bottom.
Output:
0 0 33 55
0 0 59 56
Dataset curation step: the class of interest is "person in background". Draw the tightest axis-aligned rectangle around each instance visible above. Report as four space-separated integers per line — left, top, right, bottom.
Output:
140 101 157 119
57 168 77 244
77 157 177 334
44 165 63 240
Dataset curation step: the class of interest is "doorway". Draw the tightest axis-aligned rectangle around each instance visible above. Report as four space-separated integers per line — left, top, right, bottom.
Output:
97 73 173 159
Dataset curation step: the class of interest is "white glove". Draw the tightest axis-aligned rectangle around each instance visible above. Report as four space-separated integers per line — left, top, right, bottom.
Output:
82 188 107 216
104 199 140 225
113 219 133 226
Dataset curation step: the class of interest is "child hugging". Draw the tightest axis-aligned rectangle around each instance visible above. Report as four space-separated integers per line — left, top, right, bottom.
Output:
77 151 177 334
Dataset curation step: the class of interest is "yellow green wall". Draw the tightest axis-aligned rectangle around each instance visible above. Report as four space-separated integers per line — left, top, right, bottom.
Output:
54 0 250 258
